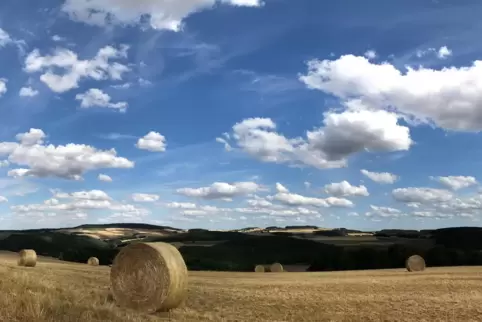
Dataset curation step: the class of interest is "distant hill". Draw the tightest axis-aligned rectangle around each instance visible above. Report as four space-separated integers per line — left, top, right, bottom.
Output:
71 223 184 232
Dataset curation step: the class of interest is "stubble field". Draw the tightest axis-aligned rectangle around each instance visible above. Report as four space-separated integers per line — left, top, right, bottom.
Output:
0 252 482 322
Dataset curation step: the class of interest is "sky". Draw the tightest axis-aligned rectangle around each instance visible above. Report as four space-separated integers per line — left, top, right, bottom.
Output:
1 0 482 231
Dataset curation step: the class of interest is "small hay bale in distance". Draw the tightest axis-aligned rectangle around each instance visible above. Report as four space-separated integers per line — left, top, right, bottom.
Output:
18 249 37 267
254 265 265 273
87 257 100 266
405 255 426 272
270 262 284 272
110 242 188 313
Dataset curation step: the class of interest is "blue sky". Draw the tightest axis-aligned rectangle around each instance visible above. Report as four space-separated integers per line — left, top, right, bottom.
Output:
1 0 482 231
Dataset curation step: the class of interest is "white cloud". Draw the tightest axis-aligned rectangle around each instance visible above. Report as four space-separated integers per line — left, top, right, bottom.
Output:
215 137 232 151
98 174 112 182
300 53 482 132
219 110 411 169
131 193 160 203
62 0 262 31
268 184 353 208
53 189 112 201
392 187 453 204
360 169 398 184
8 169 29 178
366 205 403 218
136 131 167 152
12 190 149 223
19 87 39 97
24 45 130 93
0 160 9 167
364 50 377 60
75 88 128 112
177 182 261 199
0 78 7 97
437 46 452 59
111 82 131 89
246 196 273 208
275 183 289 193
52 35 65 42
0 128 134 180
0 28 12 47
0 196 7 203
166 202 197 209
324 181 369 197
15 128 46 146
430 175 478 191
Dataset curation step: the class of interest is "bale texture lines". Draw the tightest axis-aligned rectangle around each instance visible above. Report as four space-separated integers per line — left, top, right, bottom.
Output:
270 262 284 272
110 242 188 313
87 257 100 266
18 249 37 267
406 255 426 272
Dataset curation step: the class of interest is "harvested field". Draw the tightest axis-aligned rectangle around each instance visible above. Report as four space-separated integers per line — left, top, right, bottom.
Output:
0 252 481 321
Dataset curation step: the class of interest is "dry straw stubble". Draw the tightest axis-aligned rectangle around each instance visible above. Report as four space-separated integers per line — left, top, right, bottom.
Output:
110 242 188 313
87 257 99 266
270 262 284 272
18 249 37 267
406 255 426 272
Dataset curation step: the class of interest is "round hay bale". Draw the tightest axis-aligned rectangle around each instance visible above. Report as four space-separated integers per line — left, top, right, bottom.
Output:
110 242 188 313
87 257 100 266
254 265 265 273
270 262 284 272
18 249 37 267
405 255 426 272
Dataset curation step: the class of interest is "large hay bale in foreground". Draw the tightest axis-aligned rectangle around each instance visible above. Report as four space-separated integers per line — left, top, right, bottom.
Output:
110 242 188 313
406 255 426 272
18 249 37 267
87 257 99 266
270 262 284 272
254 265 265 272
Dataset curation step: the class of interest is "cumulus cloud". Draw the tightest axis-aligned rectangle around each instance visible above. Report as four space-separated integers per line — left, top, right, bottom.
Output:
136 131 166 152
365 205 403 218
177 182 261 200
0 78 7 97
324 181 369 197
0 160 9 167
0 28 12 47
0 128 134 180
218 110 411 169
415 46 453 59
62 0 262 31
392 187 453 204
0 196 7 203
360 169 398 184
53 189 112 201
300 53 482 131
24 45 130 93
131 193 160 203
430 175 478 191
364 50 377 60
275 183 289 193
19 87 39 97
98 174 112 182
75 88 128 112
15 128 46 146
166 202 197 209
12 190 149 222
52 35 65 42
268 184 353 208
437 46 453 59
